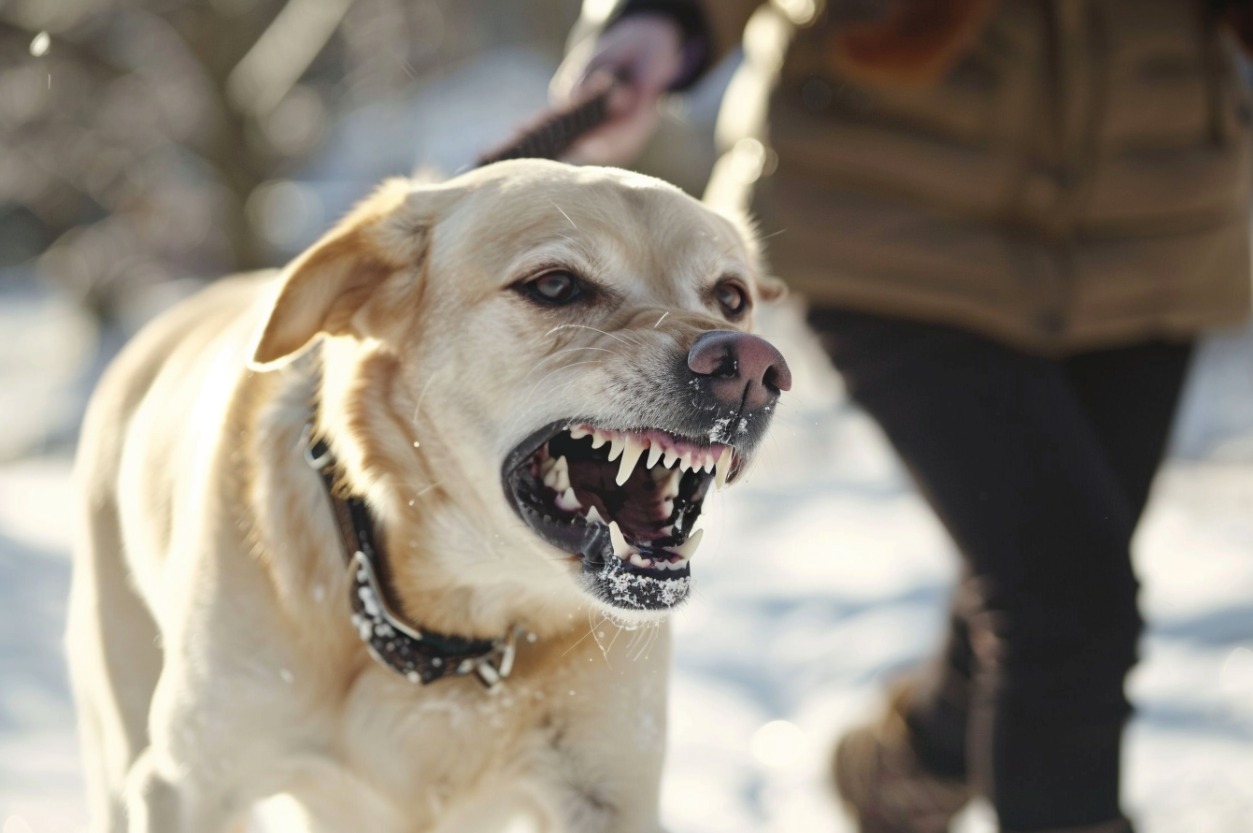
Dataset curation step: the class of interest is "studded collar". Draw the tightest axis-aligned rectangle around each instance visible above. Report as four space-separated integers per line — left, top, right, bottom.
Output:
302 425 518 691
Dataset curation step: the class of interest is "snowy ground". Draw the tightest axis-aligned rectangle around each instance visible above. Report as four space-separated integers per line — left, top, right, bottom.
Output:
1 274 1251 833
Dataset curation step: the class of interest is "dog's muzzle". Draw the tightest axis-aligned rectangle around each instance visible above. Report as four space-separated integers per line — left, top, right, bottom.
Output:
502 331 791 612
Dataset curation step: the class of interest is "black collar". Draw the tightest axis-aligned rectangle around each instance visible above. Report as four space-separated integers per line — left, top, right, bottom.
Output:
302 425 518 690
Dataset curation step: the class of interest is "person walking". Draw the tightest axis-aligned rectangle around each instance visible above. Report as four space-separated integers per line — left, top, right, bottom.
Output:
552 2 1253 832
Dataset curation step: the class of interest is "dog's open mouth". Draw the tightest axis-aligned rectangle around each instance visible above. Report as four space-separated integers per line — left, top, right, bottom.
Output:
503 420 742 611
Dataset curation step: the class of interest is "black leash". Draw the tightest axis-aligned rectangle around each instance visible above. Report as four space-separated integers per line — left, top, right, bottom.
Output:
475 73 616 167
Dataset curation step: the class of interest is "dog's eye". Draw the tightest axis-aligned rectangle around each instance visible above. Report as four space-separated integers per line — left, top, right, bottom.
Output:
714 281 749 318
522 271 586 306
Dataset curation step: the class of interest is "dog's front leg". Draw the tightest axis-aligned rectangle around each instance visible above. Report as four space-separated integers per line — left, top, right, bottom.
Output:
425 776 671 833
538 622 675 833
120 644 270 833
123 747 249 833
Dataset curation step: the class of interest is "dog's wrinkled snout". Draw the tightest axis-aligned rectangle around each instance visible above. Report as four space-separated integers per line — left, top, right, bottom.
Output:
687 330 792 413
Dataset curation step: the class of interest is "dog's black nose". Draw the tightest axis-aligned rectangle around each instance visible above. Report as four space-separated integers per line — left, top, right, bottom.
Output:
687 330 792 412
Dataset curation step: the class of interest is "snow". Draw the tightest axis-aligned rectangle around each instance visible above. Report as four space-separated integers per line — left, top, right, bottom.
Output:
4 36 1253 825
2 288 1251 832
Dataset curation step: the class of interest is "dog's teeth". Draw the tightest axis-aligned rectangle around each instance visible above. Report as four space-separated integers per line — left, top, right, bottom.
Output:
585 505 606 526
678 451 694 473
628 552 652 569
569 425 589 440
714 446 735 491
701 454 715 474
552 455 571 493
663 448 679 469
591 430 608 449
555 487 582 512
645 442 664 470
615 436 646 486
607 434 625 462
608 521 632 559
660 469 681 501
671 527 704 561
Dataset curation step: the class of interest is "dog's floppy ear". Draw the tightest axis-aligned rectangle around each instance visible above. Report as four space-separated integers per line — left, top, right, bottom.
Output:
250 178 444 369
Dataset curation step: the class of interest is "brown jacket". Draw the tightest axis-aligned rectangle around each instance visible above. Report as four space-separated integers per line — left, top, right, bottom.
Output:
576 0 1253 353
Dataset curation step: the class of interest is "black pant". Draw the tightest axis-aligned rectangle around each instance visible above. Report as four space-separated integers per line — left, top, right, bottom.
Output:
809 308 1194 832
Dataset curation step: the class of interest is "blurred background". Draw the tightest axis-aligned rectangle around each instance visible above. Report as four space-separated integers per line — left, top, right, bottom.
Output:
0 1 1250 831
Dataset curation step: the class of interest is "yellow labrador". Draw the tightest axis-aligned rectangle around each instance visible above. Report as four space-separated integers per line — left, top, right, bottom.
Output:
67 159 790 833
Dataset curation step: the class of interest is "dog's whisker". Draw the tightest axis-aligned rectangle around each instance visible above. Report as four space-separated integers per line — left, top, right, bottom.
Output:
523 360 604 405
588 612 615 665
603 619 627 657
521 346 618 383
544 323 636 348
551 201 578 231
560 621 603 657
411 365 450 428
530 372 599 405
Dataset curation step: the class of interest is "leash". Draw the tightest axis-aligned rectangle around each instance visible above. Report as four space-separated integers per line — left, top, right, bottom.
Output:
474 72 616 167
303 82 615 691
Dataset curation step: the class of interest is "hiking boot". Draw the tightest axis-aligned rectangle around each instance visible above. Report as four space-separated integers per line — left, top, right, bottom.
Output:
832 685 971 833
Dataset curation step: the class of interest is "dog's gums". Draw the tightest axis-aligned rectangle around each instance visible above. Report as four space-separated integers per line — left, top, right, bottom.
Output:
504 420 742 610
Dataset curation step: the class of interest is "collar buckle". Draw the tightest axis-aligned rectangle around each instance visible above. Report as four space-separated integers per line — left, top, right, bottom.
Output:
301 424 333 470
469 627 520 692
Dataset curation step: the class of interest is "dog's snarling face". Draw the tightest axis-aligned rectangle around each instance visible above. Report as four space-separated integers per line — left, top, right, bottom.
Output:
251 160 789 623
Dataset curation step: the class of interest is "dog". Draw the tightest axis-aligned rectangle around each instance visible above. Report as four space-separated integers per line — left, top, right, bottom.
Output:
67 159 791 833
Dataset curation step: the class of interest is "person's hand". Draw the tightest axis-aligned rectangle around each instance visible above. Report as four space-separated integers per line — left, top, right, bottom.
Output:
551 13 688 166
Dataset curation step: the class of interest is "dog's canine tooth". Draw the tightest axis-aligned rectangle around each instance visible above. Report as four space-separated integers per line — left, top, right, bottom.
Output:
714 445 734 491
663 448 679 469
628 552 652 569
552 455 571 493
659 469 681 501
608 521 632 559
569 425 590 440
555 487 582 512
585 505 606 526
615 436 646 486
645 442 664 470
590 430 608 450
671 527 704 561
607 434 625 462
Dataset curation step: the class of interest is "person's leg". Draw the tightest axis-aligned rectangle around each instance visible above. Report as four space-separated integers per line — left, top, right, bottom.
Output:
1063 341 1195 520
810 309 1190 831
894 342 1193 807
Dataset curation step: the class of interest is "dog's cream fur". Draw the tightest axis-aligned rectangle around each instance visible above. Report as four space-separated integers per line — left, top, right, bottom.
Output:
67 160 781 833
